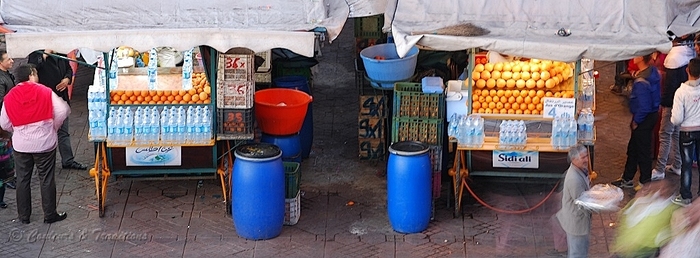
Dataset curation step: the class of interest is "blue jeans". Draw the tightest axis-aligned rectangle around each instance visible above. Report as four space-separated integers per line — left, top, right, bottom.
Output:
655 107 681 172
680 131 700 199
566 233 589 258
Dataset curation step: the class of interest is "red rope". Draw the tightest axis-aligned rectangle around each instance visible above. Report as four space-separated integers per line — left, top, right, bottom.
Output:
461 178 561 214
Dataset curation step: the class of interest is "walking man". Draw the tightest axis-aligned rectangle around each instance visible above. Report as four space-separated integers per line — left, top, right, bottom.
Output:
0 64 70 224
556 144 592 258
27 49 87 170
612 54 661 189
670 57 700 207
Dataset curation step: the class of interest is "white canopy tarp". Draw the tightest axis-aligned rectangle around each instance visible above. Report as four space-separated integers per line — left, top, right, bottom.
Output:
0 0 352 58
385 0 700 62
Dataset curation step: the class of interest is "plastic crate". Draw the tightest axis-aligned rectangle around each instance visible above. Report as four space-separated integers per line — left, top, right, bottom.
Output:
217 108 254 136
217 50 255 81
216 81 254 109
391 117 444 145
354 15 385 39
284 190 301 225
272 66 312 82
284 162 301 199
393 82 445 120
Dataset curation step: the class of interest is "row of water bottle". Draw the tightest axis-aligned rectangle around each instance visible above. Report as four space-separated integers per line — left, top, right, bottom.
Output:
578 108 594 142
87 86 108 140
448 114 484 147
551 115 577 149
107 105 212 145
499 120 527 147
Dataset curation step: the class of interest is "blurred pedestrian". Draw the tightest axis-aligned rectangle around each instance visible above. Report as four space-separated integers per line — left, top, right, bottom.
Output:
659 199 700 258
0 64 70 224
651 37 695 180
556 144 591 258
612 180 679 258
27 49 87 170
612 54 661 189
670 57 700 207
0 50 16 203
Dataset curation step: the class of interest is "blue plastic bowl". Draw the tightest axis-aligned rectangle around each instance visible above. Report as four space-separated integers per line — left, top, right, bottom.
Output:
360 43 419 89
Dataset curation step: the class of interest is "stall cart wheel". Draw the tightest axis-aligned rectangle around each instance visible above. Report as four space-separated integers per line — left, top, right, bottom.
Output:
89 142 111 217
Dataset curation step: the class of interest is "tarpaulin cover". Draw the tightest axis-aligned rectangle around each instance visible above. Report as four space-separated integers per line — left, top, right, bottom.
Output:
384 0 700 61
0 0 351 57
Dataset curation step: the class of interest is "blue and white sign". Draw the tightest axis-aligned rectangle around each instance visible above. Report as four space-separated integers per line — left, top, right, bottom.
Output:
542 97 576 118
493 150 539 169
126 146 182 166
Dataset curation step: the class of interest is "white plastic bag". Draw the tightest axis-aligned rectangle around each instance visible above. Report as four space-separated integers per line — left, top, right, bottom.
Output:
575 184 624 212
156 47 183 67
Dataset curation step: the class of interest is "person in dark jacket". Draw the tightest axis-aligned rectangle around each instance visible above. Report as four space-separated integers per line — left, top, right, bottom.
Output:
27 49 87 170
0 50 15 207
612 54 661 189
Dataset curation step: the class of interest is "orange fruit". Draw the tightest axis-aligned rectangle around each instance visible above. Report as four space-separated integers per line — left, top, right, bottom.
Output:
516 96 524 104
489 89 497 96
554 92 562 98
479 96 486 103
484 108 493 114
496 78 507 88
478 108 485 113
496 102 504 109
179 100 188 104
503 63 512 72
521 64 530 72
157 101 165 105
473 101 481 109
136 96 144 102
480 71 491 80
167 95 175 102
512 64 522 73
494 63 504 72
545 79 555 88
120 94 128 101
129 95 136 102
504 103 512 109
183 94 191 102
515 79 526 89
476 79 487 89
149 90 157 97
117 100 125 105
528 103 536 111
178 90 187 96
192 94 201 102
524 96 532 104
508 109 516 114
488 102 496 109
157 90 165 96
112 94 121 102
481 89 490 97
140 90 149 97
519 103 527 110
536 90 545 98
484 63 494 72
485 96 493 103
506 79 516 89
499 96 507 103
537 103 543 111
508 96 516 104
536 80 545 89
486 79 496 89
474 64 485 73
523 110 531 115
491 70 502 80
204 86 211 94
175 95 183 101
125 91 133 97
525 79 536 89
532 110 539 115
532 96 541 104
541 71 551 80
531 71 541 81
528 90 537 98
124 100 133 105
515 109 523 114
521 71 531 80
545 91 554 97
472 71 481 80
188 88 197 96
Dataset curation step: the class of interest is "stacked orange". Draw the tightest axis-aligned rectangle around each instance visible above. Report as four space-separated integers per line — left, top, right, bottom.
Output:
109 72 212 105
471 89 575 115
469 59 576 115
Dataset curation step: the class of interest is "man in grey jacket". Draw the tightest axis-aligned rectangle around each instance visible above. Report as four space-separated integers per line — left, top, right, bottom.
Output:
556 144 591 258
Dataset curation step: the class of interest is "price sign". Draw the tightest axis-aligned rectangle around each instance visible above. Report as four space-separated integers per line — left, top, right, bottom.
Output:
542 97 576 118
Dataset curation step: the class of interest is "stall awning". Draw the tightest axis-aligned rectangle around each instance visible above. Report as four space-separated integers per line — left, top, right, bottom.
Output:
0 0 352 58
385 0 700 62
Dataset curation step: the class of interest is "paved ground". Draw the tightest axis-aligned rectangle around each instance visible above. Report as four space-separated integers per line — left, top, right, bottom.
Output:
1 21 698 258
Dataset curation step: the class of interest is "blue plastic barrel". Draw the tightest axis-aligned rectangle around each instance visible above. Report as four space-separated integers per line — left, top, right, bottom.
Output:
261 133 302 163
232 143 285 240
273 76 313 159
387 141 431 233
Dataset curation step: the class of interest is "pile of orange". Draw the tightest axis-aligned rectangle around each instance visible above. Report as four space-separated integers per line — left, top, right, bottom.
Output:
109 72 212 105
471 89 575 115
471 59 574 91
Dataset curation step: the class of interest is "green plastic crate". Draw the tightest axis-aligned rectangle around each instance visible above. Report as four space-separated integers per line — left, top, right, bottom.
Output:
284 162 301 199
391 117 444 145
393 82 445 120
354 15 385 39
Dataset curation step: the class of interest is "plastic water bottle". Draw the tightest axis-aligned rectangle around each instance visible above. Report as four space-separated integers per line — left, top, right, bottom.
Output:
472 115 483 147
448 114 458 138
186 106 196 143
499 120 508 146
552 117 562 149
168 109 178 144
107 111 116 142
586 111 595 141
578 109 594 142
176 106 187 144
123 107 133 145
567 117 578 147
582 79 594 109
149 107 160 144
160 107 170 144
201 106 211 144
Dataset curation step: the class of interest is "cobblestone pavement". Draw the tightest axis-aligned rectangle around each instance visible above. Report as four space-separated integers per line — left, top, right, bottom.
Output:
1 21 698 258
